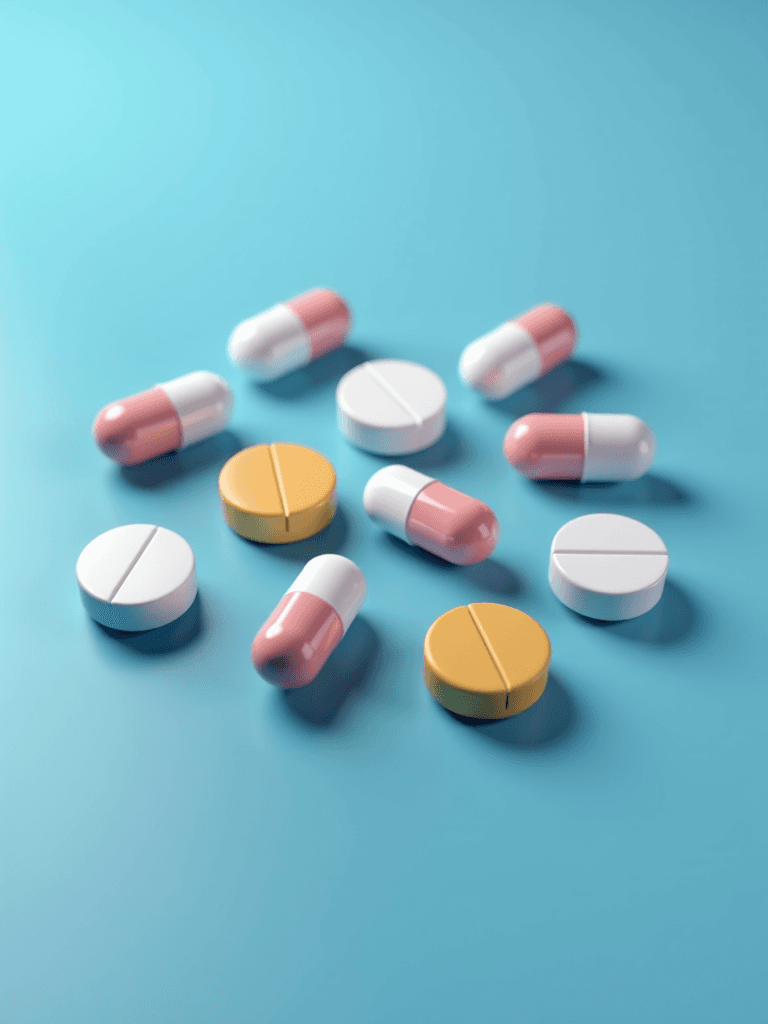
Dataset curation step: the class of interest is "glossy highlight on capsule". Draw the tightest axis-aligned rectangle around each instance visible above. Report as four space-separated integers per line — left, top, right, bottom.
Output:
363 465 498 565
228 288 351 381
252 555 366 688
504 413 655 482
460 304 577 399
93 371 233 466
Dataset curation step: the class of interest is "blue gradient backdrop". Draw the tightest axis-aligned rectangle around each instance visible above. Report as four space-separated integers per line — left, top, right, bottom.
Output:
1 1 766 1021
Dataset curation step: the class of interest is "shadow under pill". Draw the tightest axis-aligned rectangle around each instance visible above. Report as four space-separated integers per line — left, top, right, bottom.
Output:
252 344 370 400
92 592 205 655
447 671 577 748
279 616 381 727
571 578 700 646
251 502 352 561
392 420 466 472
118 430 245 489
484 358 608 420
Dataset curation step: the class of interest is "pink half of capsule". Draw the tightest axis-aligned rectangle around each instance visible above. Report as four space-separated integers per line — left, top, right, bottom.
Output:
504 413 656 482
363 466 499 565
228 287 352 381
93 371 233 466
251 554 366 689
459 303 578 400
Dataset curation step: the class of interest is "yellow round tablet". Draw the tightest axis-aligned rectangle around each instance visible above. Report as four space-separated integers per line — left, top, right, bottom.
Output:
219 443 336 543
424 603 551 719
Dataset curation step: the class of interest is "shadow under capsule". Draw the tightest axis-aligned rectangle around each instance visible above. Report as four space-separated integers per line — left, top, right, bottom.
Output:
445 671 577 748
535 472 695 508
251 344 370 400
278 616 381 727
118 430 245 489
484 358 608 419
381 533 526 597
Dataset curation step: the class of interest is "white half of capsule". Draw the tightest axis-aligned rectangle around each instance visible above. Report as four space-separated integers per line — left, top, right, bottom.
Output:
287 554 366 634
459 323 541 400
160 371 234 447
228 305 312 381
582 414 656 482
363 465 434 543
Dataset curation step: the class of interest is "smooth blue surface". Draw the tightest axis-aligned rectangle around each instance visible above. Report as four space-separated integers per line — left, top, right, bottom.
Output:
1 2 766 1021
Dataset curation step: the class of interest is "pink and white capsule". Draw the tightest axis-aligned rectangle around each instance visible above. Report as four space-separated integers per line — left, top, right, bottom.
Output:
460 304 577 399
505 413 655 481
93 371 233 466
251 554 366 689
363 465 499 565
228 288 351 381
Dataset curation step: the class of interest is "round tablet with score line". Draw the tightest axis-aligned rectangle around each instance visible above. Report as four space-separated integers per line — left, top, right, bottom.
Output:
424 603 551 720
76 524 197 631
219 443 336 544
549 513 669 621
336 359 447 455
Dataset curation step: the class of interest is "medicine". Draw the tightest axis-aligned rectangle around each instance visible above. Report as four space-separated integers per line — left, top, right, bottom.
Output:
549 513 669 620
505 413 656 481
93 371 233 466
336 359 447 455
459 304 577 399
228 288 351 380
76 524 197 631
424 604 550 719
252 554 366 688
363 465 498 565
219 443 336 543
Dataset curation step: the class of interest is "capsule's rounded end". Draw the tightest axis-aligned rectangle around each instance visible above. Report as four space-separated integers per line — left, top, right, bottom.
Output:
92 388 183 465
448 506 500 565
459 340 502 398
503 413 585 480
628 418 656 479
251 634 316 689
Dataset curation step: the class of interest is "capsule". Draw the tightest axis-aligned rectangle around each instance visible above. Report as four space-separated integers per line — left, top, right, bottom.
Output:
363 465 499 565
228 288 351 381
504 413 656 481
93 371 233 466
251 555 366 689
459 304 577 399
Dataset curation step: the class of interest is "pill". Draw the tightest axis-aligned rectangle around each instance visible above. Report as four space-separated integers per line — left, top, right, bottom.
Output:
252 554 366 688
549 513 669 620
459 304 577 400
336 359 447 455
93 371 233 466
219 443 336 543
363 465 499 565
424 603 550 719
76 524 197 631
228 288 351 381
504 413 656 481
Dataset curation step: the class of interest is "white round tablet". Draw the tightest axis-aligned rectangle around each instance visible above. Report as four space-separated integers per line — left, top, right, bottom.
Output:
76 524 197 631
336 359 447 455
549 513 669 621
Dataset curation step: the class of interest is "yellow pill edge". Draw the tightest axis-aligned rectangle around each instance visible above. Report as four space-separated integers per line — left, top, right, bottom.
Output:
423 605 551 720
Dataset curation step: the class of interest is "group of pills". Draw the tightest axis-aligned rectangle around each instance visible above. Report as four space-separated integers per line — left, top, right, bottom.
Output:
76 288 669 720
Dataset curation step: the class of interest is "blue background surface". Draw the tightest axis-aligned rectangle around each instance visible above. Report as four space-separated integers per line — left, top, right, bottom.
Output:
1 1 766 1021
